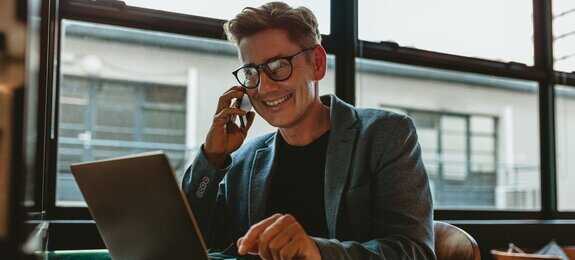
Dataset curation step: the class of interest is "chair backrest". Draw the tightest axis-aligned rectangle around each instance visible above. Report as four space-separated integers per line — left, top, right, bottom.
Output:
563 246 575 260
434 221 481 260
490 250 563 260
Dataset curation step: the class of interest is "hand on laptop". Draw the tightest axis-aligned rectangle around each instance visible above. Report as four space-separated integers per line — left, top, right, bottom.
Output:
236 214 321 260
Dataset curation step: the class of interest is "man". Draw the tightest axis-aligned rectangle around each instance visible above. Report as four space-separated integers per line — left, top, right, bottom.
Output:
182 2 435 259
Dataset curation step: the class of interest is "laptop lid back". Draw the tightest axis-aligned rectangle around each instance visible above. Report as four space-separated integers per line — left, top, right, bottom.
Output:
70 151 209 260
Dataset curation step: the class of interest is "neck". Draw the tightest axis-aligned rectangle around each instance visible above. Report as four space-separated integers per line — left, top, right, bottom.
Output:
279 99 331 146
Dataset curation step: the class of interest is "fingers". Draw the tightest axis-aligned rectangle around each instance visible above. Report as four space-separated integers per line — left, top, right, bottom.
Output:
268 222 302 260
278 235 301 260
212 107 247 128
238 214 321 260
216 86 245 114
238 214 283 255
257 214 297 259
244 111 256 130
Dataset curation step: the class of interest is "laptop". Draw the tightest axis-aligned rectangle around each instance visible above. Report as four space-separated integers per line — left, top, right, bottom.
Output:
70 151 212 260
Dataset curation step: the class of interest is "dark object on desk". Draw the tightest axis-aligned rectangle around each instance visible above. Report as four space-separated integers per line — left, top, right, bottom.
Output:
491 241 575 260
434 221 481 260
491 250 563 260
534 240 570 259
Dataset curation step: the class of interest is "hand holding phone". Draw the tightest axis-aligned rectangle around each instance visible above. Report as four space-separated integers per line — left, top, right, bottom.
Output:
237 94 252 128
204 88 252 168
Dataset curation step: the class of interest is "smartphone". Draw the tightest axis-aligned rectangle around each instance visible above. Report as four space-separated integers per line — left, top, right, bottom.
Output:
236 94 252 128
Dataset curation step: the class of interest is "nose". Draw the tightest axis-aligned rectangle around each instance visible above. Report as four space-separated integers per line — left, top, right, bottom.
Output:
257 70 279 95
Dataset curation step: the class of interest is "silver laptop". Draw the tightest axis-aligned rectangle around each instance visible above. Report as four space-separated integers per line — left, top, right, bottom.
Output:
70 151 210 260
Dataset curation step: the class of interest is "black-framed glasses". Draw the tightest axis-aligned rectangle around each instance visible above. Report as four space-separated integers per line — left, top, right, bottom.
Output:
232 46 316 89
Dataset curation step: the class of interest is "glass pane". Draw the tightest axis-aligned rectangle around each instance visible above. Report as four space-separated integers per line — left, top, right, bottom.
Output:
418 129 438 151
441 115 466 133
471 154 496 173
471 116 495 134
356 58 540 210
57 20 335 206
124 0 331 35
472 136 495 152
359 0 533 65
443 153 468 181
553 0 575 72
556 85 575 211
441 134 466 151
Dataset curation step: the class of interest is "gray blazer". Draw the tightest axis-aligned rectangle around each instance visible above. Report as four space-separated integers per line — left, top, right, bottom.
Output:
182 94 435 259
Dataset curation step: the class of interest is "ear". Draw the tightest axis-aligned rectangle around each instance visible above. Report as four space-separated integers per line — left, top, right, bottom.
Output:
312 45 327 81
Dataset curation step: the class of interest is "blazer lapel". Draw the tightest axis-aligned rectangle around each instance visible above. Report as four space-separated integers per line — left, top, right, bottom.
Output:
323 95 358 238
248 134 277 226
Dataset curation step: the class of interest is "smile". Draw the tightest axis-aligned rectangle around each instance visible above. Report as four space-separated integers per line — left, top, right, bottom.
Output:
263 94 292 107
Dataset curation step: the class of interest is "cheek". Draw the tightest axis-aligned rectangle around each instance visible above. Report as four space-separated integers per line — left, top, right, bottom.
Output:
246 89 257 99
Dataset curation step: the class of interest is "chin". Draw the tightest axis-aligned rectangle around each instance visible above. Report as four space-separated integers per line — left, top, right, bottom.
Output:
266 119 288 128
264 116 293 128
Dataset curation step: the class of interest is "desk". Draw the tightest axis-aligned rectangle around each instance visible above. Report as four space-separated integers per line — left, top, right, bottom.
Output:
47 250 245 260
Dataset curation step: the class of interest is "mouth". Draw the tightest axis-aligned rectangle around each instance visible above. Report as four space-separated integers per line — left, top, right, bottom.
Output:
262 94 292 107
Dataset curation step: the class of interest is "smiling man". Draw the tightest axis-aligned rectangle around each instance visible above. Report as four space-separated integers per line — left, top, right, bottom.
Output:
182 2 435 259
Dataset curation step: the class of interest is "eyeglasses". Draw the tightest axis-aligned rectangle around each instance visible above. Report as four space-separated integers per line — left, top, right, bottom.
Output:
232 46 316 89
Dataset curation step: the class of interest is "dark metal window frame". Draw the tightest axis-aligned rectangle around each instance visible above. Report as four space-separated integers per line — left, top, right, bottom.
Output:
40 0 575 221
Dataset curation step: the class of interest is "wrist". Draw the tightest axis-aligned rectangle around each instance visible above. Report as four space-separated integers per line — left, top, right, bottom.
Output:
202 145 228 169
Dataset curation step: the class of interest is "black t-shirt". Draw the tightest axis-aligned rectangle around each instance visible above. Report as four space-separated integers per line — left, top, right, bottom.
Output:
266 130 330 238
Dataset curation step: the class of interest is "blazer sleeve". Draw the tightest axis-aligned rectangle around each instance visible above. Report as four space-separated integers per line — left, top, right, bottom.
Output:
313 116 436 260
181 146 233 251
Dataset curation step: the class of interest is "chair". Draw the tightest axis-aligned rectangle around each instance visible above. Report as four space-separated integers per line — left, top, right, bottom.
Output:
434 221 481 260
563 246 575 259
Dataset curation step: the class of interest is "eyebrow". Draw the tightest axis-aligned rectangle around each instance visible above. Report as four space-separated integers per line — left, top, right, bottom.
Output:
243 54 287 67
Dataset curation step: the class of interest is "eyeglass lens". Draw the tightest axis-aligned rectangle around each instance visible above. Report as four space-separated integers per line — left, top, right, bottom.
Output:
236 58 292 88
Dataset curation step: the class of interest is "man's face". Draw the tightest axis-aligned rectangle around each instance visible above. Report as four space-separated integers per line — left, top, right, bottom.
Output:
238 28 322 129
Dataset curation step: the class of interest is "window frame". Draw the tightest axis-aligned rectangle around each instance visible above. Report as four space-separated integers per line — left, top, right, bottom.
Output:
40 0 575 221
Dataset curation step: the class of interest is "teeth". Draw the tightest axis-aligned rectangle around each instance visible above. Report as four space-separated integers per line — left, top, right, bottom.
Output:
264 94 291 107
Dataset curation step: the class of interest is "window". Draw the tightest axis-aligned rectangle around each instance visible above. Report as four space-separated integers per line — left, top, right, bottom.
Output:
556 85 575 211
553 0 575 72
356 58 540 210
123 0 331 35
359 0 534 65
47 0 573 220
57 76 188 205
57 20 336 206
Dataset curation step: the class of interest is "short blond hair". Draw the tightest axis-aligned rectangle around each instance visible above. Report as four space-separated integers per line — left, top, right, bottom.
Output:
223 2 321 49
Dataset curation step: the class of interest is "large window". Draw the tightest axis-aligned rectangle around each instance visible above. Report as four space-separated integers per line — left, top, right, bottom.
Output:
553 0 575 72
556 85 575 211
356 59 541 210
359 0 534 65
46 0 575 219
56 20 335 206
